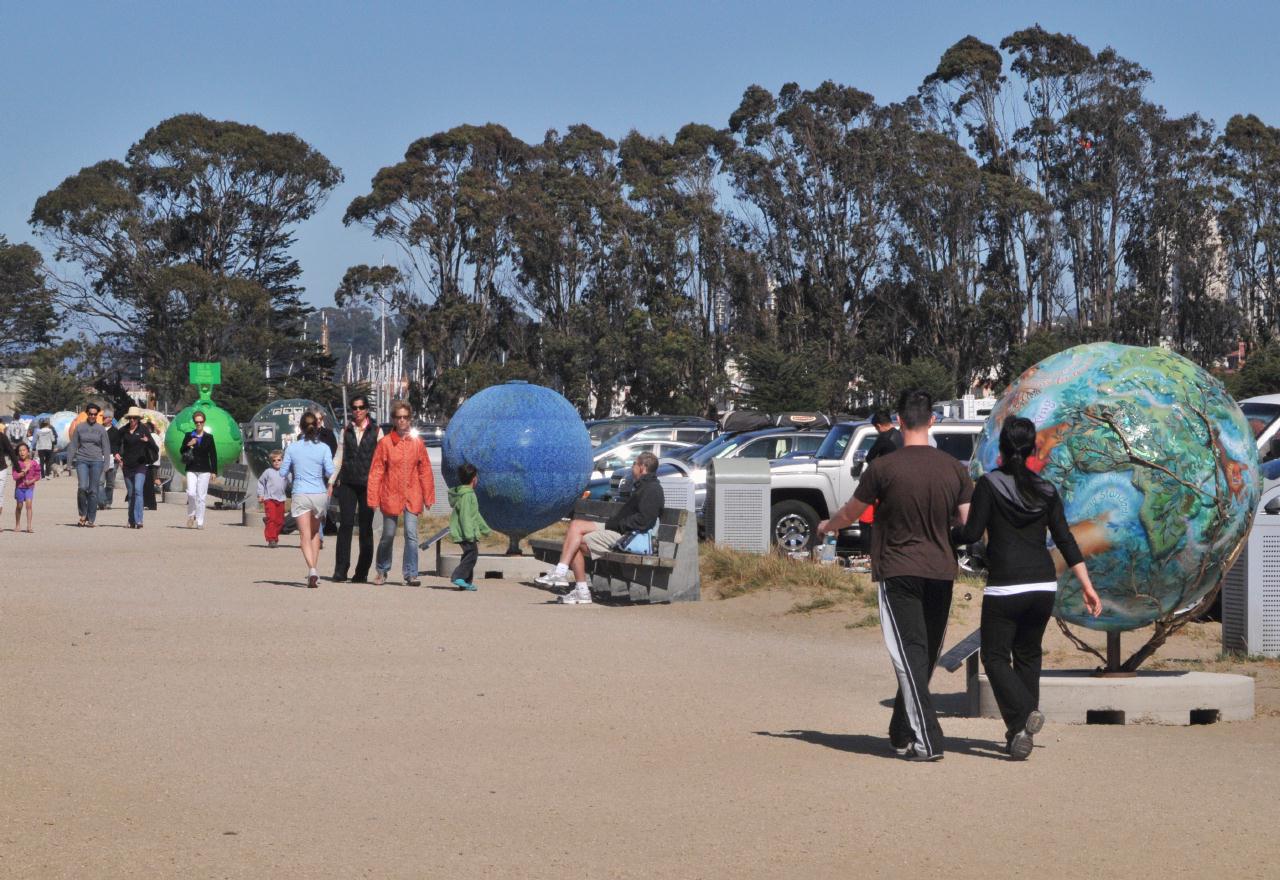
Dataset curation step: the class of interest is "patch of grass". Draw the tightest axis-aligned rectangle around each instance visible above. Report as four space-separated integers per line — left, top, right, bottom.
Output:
415 515 568 553
846 612 880 629
700 543 877 613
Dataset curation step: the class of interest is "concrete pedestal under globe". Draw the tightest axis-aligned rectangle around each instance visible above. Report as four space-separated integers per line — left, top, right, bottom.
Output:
431 548 546 582
970 670 1254 725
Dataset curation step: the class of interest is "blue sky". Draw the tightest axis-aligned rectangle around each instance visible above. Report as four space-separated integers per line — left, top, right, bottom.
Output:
4 1 1278 309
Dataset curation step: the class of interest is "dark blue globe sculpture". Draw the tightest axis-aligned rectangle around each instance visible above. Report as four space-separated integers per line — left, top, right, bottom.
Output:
442 381 593 541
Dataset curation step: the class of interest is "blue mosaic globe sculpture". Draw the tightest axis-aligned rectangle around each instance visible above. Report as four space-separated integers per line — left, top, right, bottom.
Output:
975 343 1260 631
442 381 593 538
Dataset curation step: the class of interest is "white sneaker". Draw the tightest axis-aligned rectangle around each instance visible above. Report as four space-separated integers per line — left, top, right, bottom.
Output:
558 585 593 605
535 571 570 587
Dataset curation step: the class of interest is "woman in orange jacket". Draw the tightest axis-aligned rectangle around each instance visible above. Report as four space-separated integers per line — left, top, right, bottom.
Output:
367 399 436 585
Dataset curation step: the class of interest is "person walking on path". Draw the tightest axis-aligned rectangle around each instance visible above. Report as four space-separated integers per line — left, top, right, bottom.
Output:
100 412 120 509
117 407 159 529
818 389 973 762
536 451 665 606
0 423 16 524
67 402 111 527
34 419 57 479
330 395 384 583
182 410 219 529
280 411 334 588
447 463 491 591
12 443 41 532
257 450 289 548
950 417 1102 759
366 400 435 587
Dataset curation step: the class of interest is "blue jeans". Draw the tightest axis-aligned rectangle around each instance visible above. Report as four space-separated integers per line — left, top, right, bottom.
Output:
76 460 104 523
376 509 419 579
125 469 147 525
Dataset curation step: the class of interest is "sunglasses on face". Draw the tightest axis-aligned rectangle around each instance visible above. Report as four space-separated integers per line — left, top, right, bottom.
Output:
351 404 367 410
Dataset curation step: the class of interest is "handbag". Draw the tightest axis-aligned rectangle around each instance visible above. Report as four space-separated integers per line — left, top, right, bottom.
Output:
143 434 160 465
611 530 654 555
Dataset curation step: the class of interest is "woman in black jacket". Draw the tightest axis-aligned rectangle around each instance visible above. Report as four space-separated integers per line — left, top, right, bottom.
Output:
953 417 1102 760
117 407 159 529
182 409 218 529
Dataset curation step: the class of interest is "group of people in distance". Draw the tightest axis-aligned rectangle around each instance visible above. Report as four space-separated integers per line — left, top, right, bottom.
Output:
261 395 488 592
820 389 1102 761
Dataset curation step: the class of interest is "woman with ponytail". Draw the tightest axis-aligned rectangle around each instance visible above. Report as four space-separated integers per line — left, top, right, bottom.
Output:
279 411 335 588
952 416 1102 760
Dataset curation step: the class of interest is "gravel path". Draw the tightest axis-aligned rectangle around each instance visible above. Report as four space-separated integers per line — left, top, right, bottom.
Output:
3 477 1278 878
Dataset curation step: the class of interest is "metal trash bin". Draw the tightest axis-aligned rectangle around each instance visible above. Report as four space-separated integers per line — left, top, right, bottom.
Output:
1222 476 1280 657
706 458 771 553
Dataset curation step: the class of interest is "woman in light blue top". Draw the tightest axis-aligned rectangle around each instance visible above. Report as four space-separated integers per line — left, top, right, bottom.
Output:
280 411 335 588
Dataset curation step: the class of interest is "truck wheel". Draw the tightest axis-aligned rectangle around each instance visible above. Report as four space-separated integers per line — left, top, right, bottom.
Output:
771 500 819 552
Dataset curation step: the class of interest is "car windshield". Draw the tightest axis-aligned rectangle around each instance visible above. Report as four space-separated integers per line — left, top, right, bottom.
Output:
1241 402 1280 440
815 425 856 460
681 434 742 465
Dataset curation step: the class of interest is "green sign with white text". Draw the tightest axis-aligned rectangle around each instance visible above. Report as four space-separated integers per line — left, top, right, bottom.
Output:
189 362 221 386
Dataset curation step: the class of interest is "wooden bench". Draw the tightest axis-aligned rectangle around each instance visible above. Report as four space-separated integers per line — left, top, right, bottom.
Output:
208 462 251 509
528 499 700 603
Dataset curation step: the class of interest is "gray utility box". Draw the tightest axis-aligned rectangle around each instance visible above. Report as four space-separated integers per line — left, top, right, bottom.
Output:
706 458 771 553
1222 477 1280 657
426 456 451 517
658 472 696 516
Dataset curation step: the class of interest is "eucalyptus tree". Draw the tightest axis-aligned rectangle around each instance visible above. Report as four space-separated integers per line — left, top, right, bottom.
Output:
0 236 58 364
343 123 530 412
30 114 341 403
1218 113 1280 341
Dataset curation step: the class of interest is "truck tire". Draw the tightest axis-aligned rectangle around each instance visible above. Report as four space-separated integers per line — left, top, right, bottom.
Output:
771 500 819 552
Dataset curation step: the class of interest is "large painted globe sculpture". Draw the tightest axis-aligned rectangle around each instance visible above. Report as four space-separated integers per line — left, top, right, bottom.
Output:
49 411 76 451
442 381 594 544
244 399 338 477
164 396 244 476
975 343 1260 631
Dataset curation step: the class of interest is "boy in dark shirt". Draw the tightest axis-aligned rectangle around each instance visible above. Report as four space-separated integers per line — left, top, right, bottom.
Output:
819 389 973 761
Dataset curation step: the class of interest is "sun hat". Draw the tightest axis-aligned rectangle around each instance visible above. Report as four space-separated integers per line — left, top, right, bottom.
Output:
123 406 148 419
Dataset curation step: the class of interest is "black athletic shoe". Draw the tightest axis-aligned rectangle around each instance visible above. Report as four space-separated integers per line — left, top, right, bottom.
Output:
332 574 349 583
903 744 943 762
1009 731 1034 760
1024 709 1045 736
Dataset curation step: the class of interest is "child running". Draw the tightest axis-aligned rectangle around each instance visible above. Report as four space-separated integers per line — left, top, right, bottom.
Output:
447 463 491 591
12 443 41 532
257 449 289 548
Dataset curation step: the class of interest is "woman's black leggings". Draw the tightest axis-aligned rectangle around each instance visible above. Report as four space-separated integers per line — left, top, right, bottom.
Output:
980 590 1055 738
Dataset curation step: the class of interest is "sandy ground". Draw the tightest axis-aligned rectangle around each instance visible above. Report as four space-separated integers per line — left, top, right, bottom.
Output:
3 476 1279 879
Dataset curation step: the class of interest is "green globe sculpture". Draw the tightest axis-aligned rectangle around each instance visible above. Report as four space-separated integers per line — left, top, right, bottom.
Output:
974 343 1260 635
164 393 244 476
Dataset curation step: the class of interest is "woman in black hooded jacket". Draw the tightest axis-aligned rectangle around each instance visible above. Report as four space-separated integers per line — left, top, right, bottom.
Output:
953 417 1102 760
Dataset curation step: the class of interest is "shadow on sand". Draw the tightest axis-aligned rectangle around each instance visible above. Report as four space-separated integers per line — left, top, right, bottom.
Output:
754 729 1009 760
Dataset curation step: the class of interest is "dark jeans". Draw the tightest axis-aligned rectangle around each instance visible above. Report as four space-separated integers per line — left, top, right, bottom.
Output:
451 541 478 584
879 576 953 758
980 590 1055 738
38 449 54 476
334 482 375 580
75 460 104 523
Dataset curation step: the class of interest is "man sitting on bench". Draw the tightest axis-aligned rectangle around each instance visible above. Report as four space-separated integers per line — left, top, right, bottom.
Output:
537 451 665 605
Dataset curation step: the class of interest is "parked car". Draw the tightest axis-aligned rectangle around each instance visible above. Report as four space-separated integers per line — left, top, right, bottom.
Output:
767 420 985 552
1241 394 1280 462
586 416 716 448
612 427 828 516
590 439 696 478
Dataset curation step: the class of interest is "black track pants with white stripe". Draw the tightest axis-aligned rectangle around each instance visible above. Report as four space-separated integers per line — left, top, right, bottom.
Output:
879 577 953 757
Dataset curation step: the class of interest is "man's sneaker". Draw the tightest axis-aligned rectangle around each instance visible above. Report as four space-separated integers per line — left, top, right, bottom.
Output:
891 739 914 757
903 743 943 762
558 585 593 605
535 571 570 588
1008 730 1034 760
453 578 477 591
1024 709 1045 736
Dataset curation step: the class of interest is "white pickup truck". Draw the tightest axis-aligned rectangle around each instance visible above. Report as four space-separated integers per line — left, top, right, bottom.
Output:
767 419 986 551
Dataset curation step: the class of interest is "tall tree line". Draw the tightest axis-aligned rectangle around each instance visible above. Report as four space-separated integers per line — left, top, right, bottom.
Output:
14 27 1280 417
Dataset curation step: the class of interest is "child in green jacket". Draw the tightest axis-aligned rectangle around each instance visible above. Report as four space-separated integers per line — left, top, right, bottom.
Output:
448 463 491 591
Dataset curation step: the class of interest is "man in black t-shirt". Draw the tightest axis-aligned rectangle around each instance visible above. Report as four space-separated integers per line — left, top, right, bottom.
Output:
819 389 973 761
